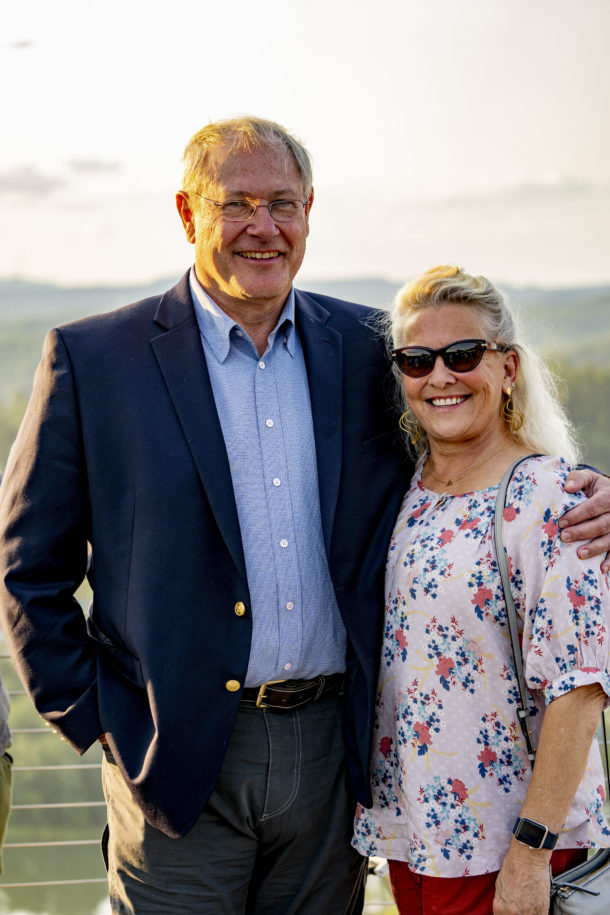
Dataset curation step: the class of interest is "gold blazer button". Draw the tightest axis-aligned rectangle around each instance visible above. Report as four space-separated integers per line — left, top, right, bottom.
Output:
234 601 246 616
225 679 241 692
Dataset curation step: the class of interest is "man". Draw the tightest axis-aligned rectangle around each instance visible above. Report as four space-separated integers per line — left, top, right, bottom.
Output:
0 117 608 914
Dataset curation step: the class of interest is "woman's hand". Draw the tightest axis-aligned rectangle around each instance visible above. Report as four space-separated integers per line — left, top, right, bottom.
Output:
493 684 606 913
561 468 610 572
493 843 550 914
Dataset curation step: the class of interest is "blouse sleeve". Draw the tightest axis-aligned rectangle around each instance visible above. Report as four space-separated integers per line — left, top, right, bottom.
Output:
503 456 610 705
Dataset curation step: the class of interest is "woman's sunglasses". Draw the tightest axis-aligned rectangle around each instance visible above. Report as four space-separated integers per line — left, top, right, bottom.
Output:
391 339 511 378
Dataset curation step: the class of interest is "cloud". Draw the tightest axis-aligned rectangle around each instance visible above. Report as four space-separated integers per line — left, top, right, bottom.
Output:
0 159 123 199
68 159 122 175
0 165 67 197
429 176 597 208
8 40 34 50
506 177 595 200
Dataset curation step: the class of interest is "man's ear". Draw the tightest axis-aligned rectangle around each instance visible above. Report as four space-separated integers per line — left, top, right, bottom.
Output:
304 186 314 236
176 192 196 244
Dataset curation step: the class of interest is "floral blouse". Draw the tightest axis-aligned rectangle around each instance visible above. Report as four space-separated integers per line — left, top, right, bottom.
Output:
352 455 610 876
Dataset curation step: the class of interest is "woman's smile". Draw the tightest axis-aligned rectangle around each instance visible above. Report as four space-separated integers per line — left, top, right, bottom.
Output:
400 304 516 452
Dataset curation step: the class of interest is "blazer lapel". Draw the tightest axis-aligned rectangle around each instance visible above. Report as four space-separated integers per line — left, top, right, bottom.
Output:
295 290 343 553
150 276 247 582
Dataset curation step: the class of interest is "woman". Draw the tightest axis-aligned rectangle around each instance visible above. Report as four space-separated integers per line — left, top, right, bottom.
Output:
352 266 610 915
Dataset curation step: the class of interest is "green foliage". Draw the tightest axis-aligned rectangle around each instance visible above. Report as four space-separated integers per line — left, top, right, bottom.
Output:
0 394 29 474
560 363 610 471
1 356 607 477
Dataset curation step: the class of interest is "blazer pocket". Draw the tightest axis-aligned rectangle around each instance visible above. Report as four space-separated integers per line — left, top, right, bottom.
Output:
361 429 400 461
87 617 145 690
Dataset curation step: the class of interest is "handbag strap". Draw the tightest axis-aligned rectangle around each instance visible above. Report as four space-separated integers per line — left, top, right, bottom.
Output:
493 454 610 781
601 701 610 794
494 455 539 768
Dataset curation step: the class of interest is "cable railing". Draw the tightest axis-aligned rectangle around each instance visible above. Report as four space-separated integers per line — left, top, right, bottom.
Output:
1 647 609 913
0 651 397 912
0 652 114 909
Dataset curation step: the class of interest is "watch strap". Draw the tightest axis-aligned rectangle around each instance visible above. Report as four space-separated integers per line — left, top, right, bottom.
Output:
512 816 559 850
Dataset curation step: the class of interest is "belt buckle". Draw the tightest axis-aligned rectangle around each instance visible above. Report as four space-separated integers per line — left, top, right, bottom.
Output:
255 679 285 709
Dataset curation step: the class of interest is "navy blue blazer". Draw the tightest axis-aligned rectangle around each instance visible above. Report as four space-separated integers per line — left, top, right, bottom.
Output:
0 273 411 837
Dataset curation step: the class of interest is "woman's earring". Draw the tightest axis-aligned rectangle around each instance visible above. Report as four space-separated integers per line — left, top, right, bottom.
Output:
399 412 424 444
502 388 524 434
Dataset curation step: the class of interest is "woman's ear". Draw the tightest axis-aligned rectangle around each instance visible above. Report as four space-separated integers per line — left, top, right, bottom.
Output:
503 349 519 388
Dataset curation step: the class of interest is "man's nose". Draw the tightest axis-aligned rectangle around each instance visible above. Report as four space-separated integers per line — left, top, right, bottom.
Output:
245 205 280 236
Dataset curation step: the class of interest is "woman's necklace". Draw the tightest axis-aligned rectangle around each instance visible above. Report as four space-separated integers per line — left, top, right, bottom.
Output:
425 443 512 488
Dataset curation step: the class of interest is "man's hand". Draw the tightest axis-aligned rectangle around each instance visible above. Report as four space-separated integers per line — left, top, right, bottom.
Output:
560 468 610 573
493 843 551 915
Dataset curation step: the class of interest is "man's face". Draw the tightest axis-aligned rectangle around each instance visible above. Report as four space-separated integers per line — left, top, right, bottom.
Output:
177 143 312 318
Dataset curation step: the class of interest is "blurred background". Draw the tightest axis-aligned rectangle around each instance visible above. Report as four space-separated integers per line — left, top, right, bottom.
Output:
1 0 608 474
0 0 608 911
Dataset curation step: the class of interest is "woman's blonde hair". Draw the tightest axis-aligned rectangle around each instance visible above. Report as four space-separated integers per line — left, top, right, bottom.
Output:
390 265 581 463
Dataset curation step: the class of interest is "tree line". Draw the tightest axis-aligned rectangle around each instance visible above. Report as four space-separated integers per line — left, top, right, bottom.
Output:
1 363 608 475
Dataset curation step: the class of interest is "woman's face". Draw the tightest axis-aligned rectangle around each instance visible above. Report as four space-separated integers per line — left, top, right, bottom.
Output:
399 304 518 451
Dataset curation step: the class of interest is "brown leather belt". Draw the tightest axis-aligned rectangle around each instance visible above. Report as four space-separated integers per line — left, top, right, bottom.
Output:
240 673 344 710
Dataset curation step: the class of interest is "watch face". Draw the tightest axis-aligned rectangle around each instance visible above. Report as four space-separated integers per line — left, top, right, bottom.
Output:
515 818 546 847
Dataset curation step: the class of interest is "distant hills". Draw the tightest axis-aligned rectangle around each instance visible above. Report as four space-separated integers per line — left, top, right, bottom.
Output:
0 275 608 401
0 275 608 470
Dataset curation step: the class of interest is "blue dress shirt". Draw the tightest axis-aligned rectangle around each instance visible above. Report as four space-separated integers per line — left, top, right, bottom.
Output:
189 270 346 686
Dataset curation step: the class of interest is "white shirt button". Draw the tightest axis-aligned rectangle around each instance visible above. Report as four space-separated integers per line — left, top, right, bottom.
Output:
235 330 244 337
280 539 288 548
265 419 274 427
258 361 265 370
283 663 292 671
272 478 281 487
286 601 294 610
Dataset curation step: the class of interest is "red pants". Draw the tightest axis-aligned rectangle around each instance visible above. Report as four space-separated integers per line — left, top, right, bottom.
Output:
388 849 587 915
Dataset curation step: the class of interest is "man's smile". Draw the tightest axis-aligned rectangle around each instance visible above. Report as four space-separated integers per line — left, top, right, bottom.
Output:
236 250 282 260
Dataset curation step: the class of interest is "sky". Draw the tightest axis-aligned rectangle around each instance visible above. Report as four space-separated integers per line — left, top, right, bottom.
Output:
1 0 609 289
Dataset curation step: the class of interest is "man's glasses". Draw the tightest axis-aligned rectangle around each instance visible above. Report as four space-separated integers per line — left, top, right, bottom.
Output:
195 195 308 223
391 339 511 378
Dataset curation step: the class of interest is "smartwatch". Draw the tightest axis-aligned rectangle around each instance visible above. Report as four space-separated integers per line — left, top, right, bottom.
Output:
512 817 559 850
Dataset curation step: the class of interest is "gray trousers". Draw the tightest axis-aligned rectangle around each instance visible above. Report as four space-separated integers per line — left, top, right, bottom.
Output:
102 693 366 914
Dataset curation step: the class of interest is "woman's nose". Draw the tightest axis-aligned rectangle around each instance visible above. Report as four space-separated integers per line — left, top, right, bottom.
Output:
427 355 456 384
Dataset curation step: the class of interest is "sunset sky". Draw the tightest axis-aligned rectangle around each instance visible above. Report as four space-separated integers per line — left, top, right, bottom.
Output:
2 0 609 289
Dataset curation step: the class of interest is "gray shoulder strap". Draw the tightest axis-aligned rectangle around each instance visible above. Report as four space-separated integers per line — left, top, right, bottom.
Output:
493 455 539 767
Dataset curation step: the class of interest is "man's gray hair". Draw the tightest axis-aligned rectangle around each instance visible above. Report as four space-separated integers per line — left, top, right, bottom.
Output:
181 116 313 197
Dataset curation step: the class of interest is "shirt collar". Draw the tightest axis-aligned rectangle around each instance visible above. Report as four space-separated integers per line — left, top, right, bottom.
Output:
189 268 296 363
